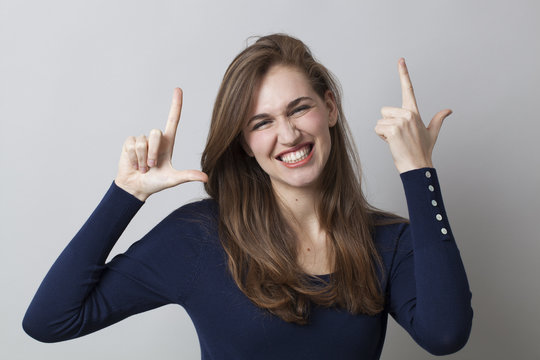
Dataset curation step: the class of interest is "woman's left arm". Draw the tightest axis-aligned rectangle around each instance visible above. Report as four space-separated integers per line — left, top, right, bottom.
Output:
389 168 473 355
375 59 473 355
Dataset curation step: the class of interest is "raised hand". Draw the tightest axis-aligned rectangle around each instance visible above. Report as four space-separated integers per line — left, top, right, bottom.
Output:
114 88 208 201
375 58 452 173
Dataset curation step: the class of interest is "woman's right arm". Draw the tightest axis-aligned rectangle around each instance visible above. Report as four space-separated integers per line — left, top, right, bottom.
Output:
22 88 207 342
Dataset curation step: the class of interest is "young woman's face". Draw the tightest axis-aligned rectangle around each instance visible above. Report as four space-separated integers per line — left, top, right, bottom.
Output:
242 65 337 194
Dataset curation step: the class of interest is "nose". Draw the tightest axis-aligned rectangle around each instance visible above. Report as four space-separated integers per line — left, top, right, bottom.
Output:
276 116 300 145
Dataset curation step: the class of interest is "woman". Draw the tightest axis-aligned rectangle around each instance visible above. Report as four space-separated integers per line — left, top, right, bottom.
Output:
23 34 473 359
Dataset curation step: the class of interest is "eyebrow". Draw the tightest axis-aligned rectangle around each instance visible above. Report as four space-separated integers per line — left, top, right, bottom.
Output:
247 96 314 124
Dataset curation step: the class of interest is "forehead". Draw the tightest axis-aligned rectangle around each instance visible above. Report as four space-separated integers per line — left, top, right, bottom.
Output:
250 65 317 115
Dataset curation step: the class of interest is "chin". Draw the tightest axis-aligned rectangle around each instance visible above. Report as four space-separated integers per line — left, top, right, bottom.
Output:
275 171 323 191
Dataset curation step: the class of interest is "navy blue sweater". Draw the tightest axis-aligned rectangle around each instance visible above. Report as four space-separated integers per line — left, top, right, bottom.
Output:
23 168 473 359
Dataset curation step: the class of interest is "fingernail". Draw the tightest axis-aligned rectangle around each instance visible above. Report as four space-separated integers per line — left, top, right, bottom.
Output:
140 166 147 173
148 159 155 167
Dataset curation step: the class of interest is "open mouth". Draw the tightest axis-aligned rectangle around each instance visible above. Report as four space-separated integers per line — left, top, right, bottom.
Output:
276 143 313 164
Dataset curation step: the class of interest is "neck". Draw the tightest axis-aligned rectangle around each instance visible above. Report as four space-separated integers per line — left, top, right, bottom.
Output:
272 183 325 244
273 184 318 226
273 184 332 275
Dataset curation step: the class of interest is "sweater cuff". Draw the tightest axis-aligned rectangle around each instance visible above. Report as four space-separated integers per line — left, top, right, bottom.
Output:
400 168 453 248
108 181 146 207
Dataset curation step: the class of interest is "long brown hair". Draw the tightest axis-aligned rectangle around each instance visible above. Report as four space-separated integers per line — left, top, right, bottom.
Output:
201 34 398 324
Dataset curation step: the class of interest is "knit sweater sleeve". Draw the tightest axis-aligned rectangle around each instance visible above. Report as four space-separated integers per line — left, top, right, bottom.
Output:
22 182 204 343
387 168 473 356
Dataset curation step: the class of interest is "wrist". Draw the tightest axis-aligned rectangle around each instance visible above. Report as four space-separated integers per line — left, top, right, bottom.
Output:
395 159 434 174
113 179 149 202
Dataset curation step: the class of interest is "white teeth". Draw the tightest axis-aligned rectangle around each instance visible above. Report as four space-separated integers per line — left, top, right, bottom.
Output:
279 145 311 164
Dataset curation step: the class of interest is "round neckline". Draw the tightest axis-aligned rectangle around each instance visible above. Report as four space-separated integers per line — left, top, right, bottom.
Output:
310 273 332 279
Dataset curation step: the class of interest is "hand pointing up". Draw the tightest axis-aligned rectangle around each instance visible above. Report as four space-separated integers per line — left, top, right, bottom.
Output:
375 58 452 173
115 88 208 201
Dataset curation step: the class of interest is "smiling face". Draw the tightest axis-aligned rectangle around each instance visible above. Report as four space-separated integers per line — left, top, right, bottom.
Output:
242 65 338 195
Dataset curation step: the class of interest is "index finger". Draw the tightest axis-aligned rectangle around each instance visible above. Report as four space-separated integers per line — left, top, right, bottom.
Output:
164 87 183 140
398 58 419 112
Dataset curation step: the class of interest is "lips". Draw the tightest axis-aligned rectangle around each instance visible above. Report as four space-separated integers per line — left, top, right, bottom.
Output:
276 143 313 164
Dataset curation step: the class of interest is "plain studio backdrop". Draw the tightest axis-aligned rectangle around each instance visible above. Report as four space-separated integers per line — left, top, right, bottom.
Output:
1 0 539 359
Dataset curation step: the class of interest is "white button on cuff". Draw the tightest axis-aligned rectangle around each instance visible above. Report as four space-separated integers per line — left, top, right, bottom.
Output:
425 170 431 178
431 200 438 206
428 185 435 192
436 214 443 221
441 228 448 235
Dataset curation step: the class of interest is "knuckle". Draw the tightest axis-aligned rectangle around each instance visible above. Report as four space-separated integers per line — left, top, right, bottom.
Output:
125 141 136 152
135 141 147 151
389 126 400 136
149 128 162 137
124 136 135 147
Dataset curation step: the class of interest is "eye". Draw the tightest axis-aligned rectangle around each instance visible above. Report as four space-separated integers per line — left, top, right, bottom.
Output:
290 105 311 116
252 119 271 130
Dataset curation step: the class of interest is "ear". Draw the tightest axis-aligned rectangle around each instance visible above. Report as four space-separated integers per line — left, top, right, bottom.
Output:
324 90 338 127
239 133 254 157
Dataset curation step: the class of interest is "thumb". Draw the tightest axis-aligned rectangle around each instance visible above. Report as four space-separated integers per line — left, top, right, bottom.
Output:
428 109 452 140
169 169 209 186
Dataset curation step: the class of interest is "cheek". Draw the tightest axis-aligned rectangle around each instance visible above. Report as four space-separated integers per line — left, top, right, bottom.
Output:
301 114 332 144
244 132 273 158
300 110 330 131
304 114 333 155
240 132 253 156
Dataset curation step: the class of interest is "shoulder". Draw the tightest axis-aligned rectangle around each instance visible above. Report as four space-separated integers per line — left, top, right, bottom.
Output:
158 198 219 242
167 198 219 224
125 198 219 255
110 198 221 279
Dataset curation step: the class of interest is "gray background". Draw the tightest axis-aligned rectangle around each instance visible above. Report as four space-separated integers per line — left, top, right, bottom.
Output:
1 0 539 359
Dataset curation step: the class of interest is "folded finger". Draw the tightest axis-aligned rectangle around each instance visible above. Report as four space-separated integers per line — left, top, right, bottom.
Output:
124 136 138 169
380 106 414 120
147 129 162 167
135 135 149 173
374 123 392 141
375 121 405 140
